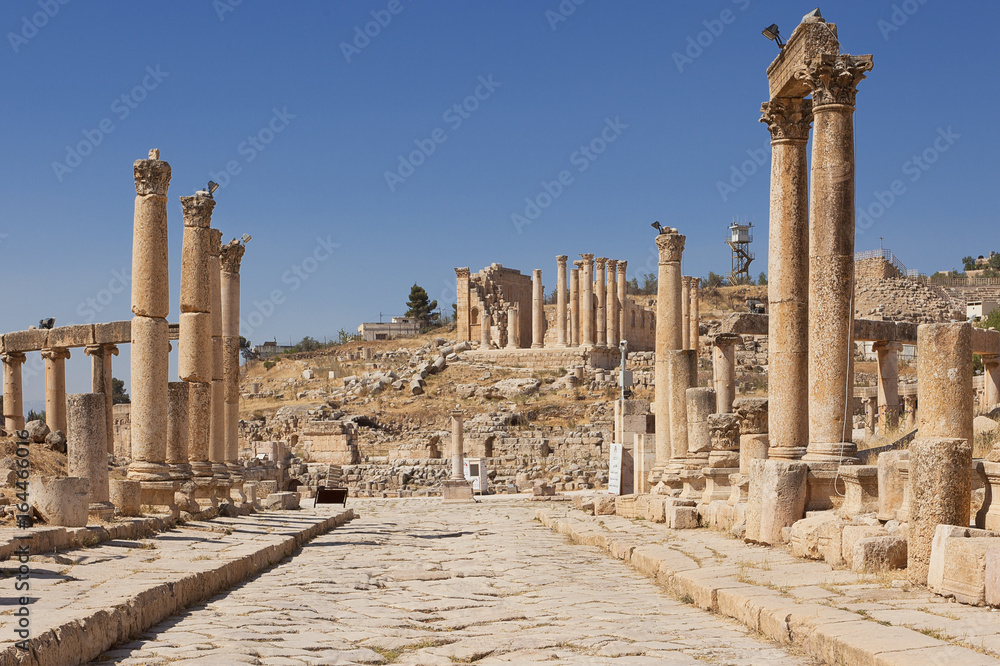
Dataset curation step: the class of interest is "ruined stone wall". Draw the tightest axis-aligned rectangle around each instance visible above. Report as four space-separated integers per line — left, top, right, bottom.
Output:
855 257 903 281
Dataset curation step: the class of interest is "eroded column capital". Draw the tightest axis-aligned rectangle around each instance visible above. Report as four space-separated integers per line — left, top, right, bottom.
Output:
579 253 594 263
556 255 568 266
760 97 813 141
207 229 224 257
795 54 873 108
872 340 903 354
84 343 120 358
220 239 246 275
454 267 470 278
606 259 618 272
1 352 26 365
573 260 584 269
180 191 217 228
40 347 71 361
134 150 172 196
594 257 607 269
617 260 627 273
655 232 685 264
711 333 742 349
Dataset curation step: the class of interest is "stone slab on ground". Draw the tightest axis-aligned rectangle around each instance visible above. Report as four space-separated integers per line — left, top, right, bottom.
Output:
0 507 355 666
536 503 1000 665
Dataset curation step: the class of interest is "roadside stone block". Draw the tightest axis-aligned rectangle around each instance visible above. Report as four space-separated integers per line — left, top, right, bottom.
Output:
841 525 886 569
263 492 300 510
851 535 907 573
645 496 667 523
668 505 699 529
594 495 616 515
929 528 1000 605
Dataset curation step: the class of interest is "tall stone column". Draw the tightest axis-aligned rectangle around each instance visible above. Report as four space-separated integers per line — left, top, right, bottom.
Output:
505 305 518 349
652 231 684 479
556 256 568 347
220 239 246 478
594 258 607 349
983 353 1000 411
480 312 491 349
667 349 697 477
166 382 191 479
455 268 471 341
531 268 544 348
712 334 739 414
450 410 465 480
67 392 114 520
207 228 229 488
579 254 594 347
606 259 618 347
689 278 700 354
681 276 691 350
760 97 812 460
42 347 70 434
85 343 118 454
570 261 582 347
2 352 26 432
917 323 973 445
798 54 872 465
178 191 217 482
874 340 902 432
617 261 627 344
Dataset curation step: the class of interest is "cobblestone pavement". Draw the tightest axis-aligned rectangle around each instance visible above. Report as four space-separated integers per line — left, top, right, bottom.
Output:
93 497 817 665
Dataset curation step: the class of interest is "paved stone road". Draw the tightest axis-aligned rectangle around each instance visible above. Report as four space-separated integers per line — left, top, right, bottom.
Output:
93 498 816 665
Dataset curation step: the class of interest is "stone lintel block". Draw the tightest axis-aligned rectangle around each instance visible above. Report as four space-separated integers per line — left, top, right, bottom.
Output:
852 318 900 344
851 535 907 573
927 524 1000 604
765 20 839 99
47 324 95 349
3 328 49 353
621 399 649 416
94 321 131 345
972 326 1000 355
263 491 301 510
838 465 879 519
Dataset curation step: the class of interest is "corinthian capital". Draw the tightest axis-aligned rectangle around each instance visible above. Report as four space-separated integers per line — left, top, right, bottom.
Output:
180 192 217 229
219 239 246 274
207 229 224 257
760 97 813 141
655 232 685 264
556 255 568 266
134 150 171 196
454 267 470 279
796 54 873 108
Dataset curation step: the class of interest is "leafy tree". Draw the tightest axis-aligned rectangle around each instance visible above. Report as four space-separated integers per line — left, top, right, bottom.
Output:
336 328 360 345
978 308 1000 331
962 256 976 271
111 377 130 404
989 254 1000 271
704 272 724 289
292 336 323 353
640 272 658 295
405 284 438 326
239 336 259 363
758 272 768 286
27 409 45 423
545 287 558 305
625 276 640 294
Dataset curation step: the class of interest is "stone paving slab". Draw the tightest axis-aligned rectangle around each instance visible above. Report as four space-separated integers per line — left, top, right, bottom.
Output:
91 497 817 665
536 503 1000 665
0 507 354 666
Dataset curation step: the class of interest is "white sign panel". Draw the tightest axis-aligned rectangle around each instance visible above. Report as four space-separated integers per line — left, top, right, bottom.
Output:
608 442 623 495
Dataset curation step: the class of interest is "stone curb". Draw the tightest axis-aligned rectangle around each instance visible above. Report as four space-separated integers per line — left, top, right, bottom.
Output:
536 509 999 666
2 508 355 666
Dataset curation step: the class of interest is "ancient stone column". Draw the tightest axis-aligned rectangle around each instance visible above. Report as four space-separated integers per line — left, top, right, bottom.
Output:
652 231 684 478
531 268 544 348
903 395 916 430
220 239 246 477
873 340 902 433
128 149 175 502
505 305 518 350
207 228 229 489
164 381 193 485
570 262 582 347
712 334 740 413
480 312 491 349
917 323 973 445
667 350 697 476
681 276 691 350
579 254 594 347
594 258 607 349
760 97 812 461
863 397 875 439
606 259 618 347
455 267 471 341
84 344 118 455
2 352 26 432
681 386 715 500
67 392 113 520
41 347 70 434
799 54 872 466
450 409 465 480
556 256 568 347
617 261 627 344
983 353 1000 410
689 277 700 354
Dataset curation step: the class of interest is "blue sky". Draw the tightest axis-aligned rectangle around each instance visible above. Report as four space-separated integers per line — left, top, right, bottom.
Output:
1 0 996 402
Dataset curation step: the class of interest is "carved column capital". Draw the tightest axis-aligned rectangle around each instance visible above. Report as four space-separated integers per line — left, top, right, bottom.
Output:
579 253 594 264
454 267 470 279
133 149 171 196
219 239 245 275
40 347 71 361
655 232 686 264
606 259 618 272
617 260 627 274
573 260 584 269
556 255 568 266
180 191 216 228
1 352 26 365
207 229 224 257
760 97 813 141
795 54 873 108
594 257 607 269
85 343 120 358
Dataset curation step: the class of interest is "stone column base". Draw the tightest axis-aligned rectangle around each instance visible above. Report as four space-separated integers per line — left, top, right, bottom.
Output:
745 460 807 546
215 478 234 504
679 470 705 501
175 480 201 514
190 461 214 477
128 461 172 482
727 473 749 505
441 479 474 501
140 481 180 519
192 477 218 510
167 463 193 481
702 467 738 504
88 501 115 522
805 460 852 512
230 476 247 505
838 465 879 519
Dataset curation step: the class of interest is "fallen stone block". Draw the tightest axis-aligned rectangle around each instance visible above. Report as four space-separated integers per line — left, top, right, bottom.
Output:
851 535 907 573
263 492 300 510
594 495 616 515
841 525 887 569
645 496 667 523
929 525 1000 605
789 511 847 566
668 505 698 529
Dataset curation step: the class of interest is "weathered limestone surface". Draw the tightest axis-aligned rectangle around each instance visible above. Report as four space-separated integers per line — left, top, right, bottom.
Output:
556 255 568 347
745 459 807 546
917 322 973 445
653 233 683 477
66 393 111 511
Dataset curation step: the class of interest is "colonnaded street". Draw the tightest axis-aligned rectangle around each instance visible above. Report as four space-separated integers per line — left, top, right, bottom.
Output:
92 498 816 665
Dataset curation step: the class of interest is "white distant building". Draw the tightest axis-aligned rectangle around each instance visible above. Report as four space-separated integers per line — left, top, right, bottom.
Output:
357 317 421 341
967 300 999 322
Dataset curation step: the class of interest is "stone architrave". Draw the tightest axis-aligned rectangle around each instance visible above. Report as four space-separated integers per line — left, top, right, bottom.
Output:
617 261 627 345
681 276 691 351
570 262 581 347
711 334 740 414
761 96 812 460
41 347 71 435
594 258 607 349
128 149 172 484
606 259 618 347
84 343 118 455
455 267 471 341
531 268 544 348
579 254 594 347
556 256 568 347
652 231 684 479
689 277 700 353
67 392 114 520
220 239 246 476
798 54 872 465
873 340 902 433
2 352 26 432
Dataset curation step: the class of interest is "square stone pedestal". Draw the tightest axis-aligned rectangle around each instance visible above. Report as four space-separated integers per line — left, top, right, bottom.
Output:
679 469 705 501
805 461 850 512
215 478 234 504
701 467 737 504
977 461 1000 530
88 501 115 522
838 465 879 518
442 479 474 502
140 481 180 519
192 477 218 510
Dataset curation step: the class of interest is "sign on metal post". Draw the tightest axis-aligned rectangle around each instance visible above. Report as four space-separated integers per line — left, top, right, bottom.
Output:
608 441 623 495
